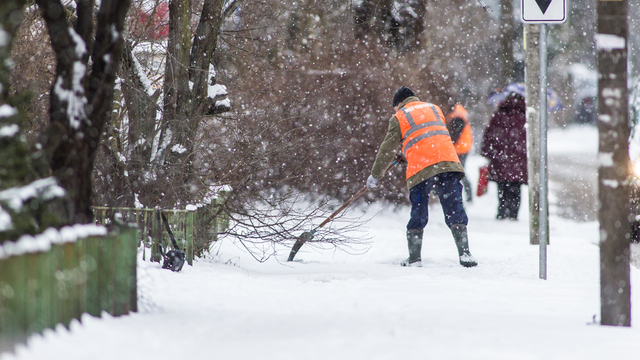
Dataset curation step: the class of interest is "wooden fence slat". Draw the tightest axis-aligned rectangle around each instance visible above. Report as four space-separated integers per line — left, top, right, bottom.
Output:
186 211 194 266
0 227 138 354
125 228 138 313
170 211 176 249
85 237 101 317
76 239 87 318
142 210 148 261
151 209 162 263
92 206 229 263
39 250 55 332
25 253 41 335
98 237 115 316
0 254 27 351
52 243 66 329
0 258 10 352
114 233 127 316
0 257 7 352
135 210 141 250
112 228 137 316
66 242 81 327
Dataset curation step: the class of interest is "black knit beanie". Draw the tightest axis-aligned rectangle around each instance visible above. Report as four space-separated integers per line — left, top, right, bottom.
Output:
392 86 415 107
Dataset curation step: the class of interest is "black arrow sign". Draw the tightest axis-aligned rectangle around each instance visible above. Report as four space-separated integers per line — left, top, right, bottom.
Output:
535 0 553 14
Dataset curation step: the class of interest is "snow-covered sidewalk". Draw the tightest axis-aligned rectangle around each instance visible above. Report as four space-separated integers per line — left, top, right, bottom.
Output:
4 126 640 360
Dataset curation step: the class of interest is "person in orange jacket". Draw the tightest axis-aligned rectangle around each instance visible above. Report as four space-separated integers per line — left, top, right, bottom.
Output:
366 86 478 268
446 103 473 203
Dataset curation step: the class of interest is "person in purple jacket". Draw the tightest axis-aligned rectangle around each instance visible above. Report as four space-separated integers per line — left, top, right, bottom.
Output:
481 93 528 220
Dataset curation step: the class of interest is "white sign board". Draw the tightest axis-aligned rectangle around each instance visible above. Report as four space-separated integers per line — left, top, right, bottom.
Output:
521 0 568 24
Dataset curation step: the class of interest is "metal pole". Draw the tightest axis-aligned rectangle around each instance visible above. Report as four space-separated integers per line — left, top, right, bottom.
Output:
524 24 541 245
539 23 548 280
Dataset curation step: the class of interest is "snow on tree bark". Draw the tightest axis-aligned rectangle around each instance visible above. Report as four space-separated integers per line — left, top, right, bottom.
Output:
597 0 631 327
0 0 68 243
35 0 131 224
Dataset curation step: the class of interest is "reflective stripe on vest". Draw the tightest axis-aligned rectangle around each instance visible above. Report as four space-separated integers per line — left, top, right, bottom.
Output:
396 101 460 179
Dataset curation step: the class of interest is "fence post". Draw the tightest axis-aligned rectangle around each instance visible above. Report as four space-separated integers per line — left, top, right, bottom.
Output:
84 236 101 317
58 242 80 328
124 228 138 313
0 253 27 352
51 242 67 328
151 209 162 263
49 243 61 329
135 209 141 248
186 210 194 265
76 238 88 318
175 212 183 248
42 249 56 331
24 253 43 336
98 236 115 316
114 230 127 316
8 254 26 348
0 256 7 352
142 210 148 261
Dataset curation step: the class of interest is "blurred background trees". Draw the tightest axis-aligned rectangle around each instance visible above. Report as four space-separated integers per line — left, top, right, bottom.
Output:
5 0 639 247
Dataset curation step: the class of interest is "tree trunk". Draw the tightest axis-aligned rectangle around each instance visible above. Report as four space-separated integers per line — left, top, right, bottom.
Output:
189 0 225 114
499 0 514 85
1 0 72 242
159 0 192 203
0 0 27 106
118 41 159 207
0 0 37 191
37 0 131 224
597 0 630 327
152 0 232 207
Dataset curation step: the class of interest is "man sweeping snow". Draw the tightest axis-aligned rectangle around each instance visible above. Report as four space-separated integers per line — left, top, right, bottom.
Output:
367 86 478 268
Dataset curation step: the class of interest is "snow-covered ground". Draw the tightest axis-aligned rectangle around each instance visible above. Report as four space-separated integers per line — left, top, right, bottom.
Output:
4 125 640 360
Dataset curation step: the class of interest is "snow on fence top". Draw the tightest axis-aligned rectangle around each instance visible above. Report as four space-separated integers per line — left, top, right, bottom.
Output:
0 223 107 260
188 184 232 210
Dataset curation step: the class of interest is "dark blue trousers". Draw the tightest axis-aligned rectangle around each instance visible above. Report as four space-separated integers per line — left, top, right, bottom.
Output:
407 172 468 230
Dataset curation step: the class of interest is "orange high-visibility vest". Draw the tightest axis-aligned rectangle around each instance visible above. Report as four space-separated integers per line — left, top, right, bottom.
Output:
446 104 473 155
396 101 460 179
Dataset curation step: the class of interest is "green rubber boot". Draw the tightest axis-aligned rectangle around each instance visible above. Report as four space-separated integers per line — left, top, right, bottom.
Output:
451 224 478 267
401 228 423 267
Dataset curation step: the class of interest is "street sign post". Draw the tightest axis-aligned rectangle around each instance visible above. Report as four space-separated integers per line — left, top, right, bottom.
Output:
521 0 568 280
522 0 568 23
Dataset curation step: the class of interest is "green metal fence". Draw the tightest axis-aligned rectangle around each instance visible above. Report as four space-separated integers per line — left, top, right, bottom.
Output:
0 226 137 353
0 205 228 354
93 206 229 266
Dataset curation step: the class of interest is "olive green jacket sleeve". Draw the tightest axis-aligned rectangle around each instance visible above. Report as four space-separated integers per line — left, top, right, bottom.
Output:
370 115 401 179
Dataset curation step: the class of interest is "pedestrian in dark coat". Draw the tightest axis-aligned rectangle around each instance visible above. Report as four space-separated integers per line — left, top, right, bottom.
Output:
481 93 527 220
